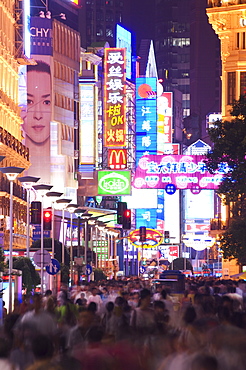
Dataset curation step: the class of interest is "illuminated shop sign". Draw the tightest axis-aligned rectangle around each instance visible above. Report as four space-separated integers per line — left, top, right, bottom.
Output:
116 24 132 80
108 149 127 169
79 84 95 165
30 17 52 55
136 77 157 165
136 209 157 229
129 228 163 249
23 0 31 58
157 92 173 152
98 170 131 195
133 155 229 190
104 48 126 147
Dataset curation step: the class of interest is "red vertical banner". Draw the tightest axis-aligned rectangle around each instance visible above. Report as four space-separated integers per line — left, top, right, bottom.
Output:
104 48 126 147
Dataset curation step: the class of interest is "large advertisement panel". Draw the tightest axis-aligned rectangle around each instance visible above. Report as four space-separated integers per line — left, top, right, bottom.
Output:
116 24 132 80
133 155 228 190
136 78 157 165
104 48 126 148
79 84 95 165
19 17 53 183
23 0 31 58
157 92 173 153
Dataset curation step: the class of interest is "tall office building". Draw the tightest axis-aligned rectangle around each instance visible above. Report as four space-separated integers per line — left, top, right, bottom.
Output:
78 0 131 49
124 0 220 145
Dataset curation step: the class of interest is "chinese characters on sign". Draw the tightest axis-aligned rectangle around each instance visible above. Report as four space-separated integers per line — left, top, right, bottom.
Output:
129 228 163 249
133 155 229 190
136 78 157 165
104 48 126 147
157 92 173 152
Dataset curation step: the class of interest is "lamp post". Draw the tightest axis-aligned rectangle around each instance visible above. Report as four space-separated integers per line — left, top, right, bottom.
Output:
56 199 72 265
74 209 93 282
74 209 86 283
0 166 24 313
45 191 63 293
18 176 40 258
81 213 93 282
66 204 78 286
45 192 63 259
33 184 53 295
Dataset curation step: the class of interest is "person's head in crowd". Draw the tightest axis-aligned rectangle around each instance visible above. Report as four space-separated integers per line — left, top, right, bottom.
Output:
105 301 114 314
190 352 218 370
183 305 197 325
32 334 54 360
87 301 97 314
160 289 167 300
139 288 151 308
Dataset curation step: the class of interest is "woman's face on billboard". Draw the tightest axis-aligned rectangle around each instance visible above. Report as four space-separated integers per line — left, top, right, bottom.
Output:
22 70 51 144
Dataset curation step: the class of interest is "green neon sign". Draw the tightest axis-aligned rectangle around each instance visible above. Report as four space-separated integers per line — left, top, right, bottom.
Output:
98 170 131 195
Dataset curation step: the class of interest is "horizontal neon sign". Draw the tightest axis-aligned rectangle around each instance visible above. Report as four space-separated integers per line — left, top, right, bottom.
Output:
133 155 229 190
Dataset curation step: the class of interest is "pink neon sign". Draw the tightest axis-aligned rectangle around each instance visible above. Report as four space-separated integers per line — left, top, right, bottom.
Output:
133 155 228 190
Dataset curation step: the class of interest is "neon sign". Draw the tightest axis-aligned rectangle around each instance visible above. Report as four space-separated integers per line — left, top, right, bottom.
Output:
108 149 127 169
129 228 163 249
133 155 229 190
98 170 131 195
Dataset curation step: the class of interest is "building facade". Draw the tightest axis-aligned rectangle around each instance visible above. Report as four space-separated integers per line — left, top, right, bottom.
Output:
207 0 246 118
0 0 30 250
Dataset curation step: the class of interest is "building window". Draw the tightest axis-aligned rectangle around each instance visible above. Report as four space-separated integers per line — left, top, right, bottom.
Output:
240 72 246 96
106 28 113 37
227 72 236 104
236 32 240 49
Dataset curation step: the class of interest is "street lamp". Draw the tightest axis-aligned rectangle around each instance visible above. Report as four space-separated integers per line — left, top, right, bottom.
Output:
45 192 63 259
33 184 53 295
56 199 71 264
18 176 40 258
45 191 63 293
0 166 25 313
66 204 78 285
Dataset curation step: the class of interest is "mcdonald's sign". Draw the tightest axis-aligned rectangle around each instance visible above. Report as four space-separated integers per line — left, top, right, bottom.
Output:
108 149 127 170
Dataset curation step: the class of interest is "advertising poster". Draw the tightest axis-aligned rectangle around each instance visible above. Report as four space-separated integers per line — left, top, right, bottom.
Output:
19 17 53 183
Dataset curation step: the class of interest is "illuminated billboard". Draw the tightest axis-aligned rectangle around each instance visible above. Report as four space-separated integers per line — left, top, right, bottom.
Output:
23 0 31 58
18 17 53 183
98 170 131 195
133 155 228 190
79 84 95 165
136 77 157 165
104 48 126 148
116 24 132 80
157 92 173 153
136 209 157 229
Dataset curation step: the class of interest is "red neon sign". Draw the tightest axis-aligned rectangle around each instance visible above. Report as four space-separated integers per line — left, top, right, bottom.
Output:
108 149 127 169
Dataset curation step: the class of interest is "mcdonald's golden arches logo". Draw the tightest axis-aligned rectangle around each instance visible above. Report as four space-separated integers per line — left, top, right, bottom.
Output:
108 149 127 169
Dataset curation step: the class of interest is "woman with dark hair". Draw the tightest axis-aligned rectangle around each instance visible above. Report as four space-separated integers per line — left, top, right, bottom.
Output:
20 59 52 181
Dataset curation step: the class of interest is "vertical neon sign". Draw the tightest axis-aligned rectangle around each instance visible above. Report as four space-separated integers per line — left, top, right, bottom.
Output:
23 0 31 58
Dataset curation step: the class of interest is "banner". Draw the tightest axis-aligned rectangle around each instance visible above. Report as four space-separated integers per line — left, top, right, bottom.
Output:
133 155 228 190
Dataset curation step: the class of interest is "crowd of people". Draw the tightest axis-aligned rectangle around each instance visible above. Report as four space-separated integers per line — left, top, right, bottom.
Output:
1 276 246 370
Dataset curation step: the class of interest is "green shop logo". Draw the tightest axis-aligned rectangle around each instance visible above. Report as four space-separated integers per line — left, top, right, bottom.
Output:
98 171 131 195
